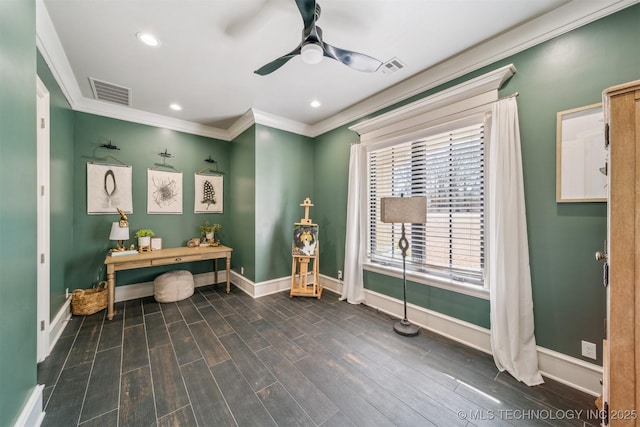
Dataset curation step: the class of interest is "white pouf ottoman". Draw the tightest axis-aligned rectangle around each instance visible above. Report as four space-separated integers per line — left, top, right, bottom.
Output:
154 270 194 303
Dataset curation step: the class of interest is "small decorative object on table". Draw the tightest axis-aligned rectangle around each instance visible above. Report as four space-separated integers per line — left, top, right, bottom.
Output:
187 238 201 248
200 221 221 246
135 228 155 252
71 281 108 315
108 207 138 256
151 237 162 250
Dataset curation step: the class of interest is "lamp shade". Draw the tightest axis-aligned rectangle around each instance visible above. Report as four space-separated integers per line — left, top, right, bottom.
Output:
380 196 427 224
109 222 129 241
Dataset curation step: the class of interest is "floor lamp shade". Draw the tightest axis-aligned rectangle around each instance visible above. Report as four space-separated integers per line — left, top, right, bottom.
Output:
379 195 427 337
380 196 427 224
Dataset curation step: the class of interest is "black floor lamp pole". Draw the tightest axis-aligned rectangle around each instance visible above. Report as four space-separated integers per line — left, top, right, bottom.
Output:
381 194 425 337
394 223 419 337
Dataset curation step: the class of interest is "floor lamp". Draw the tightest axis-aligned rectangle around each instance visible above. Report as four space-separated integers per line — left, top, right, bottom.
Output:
381 195 427 337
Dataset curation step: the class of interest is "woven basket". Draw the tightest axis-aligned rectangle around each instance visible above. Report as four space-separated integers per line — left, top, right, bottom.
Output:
71 281 108 315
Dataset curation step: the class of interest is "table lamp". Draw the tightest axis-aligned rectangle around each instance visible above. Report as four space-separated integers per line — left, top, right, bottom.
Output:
109 221 129 252
381 194 427 337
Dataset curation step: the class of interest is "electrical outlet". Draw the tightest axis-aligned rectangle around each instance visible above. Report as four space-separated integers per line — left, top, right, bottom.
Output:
581 340 596 360
337 270 343 280
65 288 69 298
240 266 244 275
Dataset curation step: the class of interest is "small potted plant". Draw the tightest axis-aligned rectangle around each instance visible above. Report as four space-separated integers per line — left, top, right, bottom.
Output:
200 221 221 245
135 229 155 251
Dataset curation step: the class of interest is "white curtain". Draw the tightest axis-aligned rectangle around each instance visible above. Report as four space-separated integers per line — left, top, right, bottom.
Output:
340 144 365 304
487 97 544 386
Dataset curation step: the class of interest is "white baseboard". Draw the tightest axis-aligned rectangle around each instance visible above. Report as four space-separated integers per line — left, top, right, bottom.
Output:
361 288 602 396
114 271 227 302
48 297 71 355
114 271 601 396
14 384 44 427
537 346 603 396
229 271 336 298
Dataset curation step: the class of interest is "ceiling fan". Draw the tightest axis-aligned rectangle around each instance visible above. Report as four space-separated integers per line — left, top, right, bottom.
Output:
254 0 382 75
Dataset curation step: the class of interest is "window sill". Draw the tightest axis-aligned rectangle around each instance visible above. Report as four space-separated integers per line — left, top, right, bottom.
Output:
363 262 490 300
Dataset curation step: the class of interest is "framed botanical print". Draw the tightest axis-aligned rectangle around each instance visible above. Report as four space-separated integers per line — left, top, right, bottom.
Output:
194 174 223 213
147 169 183 214
87 163 133 214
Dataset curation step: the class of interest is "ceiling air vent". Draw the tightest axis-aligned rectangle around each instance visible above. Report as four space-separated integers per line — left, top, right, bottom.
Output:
381 57 406 74
89 78 131 106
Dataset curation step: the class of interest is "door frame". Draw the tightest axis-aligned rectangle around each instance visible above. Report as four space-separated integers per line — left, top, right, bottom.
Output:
36 76 50 362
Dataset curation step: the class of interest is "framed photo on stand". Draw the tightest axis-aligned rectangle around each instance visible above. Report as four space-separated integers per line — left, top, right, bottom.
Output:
151 237 162 251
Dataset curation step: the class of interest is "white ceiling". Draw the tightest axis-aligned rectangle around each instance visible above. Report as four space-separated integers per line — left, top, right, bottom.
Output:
37 0 638 139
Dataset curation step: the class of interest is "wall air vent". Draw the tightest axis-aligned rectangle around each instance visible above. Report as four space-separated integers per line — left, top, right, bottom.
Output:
381 57 406 74
89 78 131 106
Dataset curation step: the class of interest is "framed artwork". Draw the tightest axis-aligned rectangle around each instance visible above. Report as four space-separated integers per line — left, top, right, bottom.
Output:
151 237 162 250
147 169 183 214
194 174 223 213
556 103 607 203
292 223 319 257
87 163 133 214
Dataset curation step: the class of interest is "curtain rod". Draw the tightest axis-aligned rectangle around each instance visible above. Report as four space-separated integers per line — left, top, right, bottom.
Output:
499 92 519 101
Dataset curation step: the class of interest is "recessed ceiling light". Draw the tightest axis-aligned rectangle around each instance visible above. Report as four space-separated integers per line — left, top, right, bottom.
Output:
310 100 321 108
169 103 182 111
136 32 160 47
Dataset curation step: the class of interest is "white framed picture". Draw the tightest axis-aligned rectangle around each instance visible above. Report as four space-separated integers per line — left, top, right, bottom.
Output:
194 174 223 213
556 103 607 203
87 163 133 214
147 169 183 214
151 237 162 250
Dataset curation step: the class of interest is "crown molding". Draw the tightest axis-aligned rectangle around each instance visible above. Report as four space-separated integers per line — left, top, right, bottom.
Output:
36 0 639 141
350 64 515 141
307 0 640 137
252 109 313 137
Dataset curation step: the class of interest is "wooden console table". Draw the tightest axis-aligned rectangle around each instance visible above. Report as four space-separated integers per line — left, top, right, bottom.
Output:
104 245 232 320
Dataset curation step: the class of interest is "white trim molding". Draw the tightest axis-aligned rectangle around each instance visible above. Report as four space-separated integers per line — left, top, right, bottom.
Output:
350 64 515 145
362 289 603 396
14 384 45 427
36 0 640 140
85 271 602 395
49 296 72 355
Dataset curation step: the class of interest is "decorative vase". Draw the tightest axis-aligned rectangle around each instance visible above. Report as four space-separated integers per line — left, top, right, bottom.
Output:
138 236 151 251
205 232 214 242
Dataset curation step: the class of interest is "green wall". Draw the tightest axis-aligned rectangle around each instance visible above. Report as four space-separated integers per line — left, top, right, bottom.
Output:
71 113 231 289
0 0 38 424
255 125 314 282
229 126 256 281
314 5 640 363
313 127 356 281
37 52 75 318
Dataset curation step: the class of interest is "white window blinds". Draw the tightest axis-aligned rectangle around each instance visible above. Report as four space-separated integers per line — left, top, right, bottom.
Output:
367 122 485 285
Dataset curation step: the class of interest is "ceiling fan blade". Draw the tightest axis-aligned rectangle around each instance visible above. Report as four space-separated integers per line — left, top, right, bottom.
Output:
254 45 302 75
295 0 317 34
322 42 382 73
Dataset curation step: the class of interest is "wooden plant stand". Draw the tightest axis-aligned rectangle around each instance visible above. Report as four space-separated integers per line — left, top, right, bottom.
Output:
290 198 322 299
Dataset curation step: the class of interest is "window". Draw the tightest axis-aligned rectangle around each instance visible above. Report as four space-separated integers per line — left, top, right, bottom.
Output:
350 64 515 297
367 120 486 288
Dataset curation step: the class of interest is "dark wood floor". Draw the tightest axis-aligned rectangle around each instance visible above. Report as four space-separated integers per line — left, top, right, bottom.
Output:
38 284 601 426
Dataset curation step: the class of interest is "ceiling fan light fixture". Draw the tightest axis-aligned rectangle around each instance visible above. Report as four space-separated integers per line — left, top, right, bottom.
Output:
301 43 323 65
136 32 160 47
